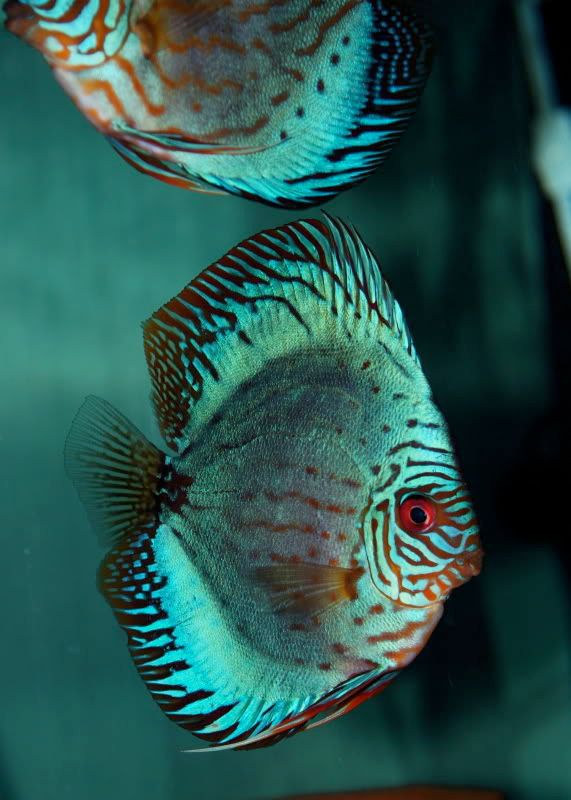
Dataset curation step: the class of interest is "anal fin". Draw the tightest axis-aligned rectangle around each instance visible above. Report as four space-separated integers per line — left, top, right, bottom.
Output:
108 136 225 193
184 667 399 752
113 123 271 157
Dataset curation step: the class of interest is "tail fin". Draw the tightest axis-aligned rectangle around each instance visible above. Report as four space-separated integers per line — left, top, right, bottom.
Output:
64 395 165 546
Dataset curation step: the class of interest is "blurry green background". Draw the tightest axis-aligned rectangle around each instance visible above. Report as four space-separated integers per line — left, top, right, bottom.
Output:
1 1 569 799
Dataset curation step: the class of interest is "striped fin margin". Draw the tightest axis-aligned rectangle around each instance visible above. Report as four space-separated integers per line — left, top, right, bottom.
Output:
143 214 420 451
184 667 400 752
109 138 226 195
98 514 400 751
63 396 279 747
274 0 435 208
94 526 245 743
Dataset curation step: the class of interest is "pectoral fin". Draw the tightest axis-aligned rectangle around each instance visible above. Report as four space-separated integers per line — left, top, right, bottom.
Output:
255 562 364 615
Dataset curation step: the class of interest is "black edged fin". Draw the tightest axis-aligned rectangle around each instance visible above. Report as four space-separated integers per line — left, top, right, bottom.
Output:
64 395 165 546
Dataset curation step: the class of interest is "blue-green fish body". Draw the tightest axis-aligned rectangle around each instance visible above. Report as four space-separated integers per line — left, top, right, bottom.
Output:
66 216 482 749
3 0 433 207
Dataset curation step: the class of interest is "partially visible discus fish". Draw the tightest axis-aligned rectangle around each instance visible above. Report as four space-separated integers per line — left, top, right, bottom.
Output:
286 789 503 800
3 0 434 207
65 216 483 750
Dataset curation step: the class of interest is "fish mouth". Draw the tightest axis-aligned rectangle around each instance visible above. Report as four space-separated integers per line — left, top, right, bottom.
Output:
373 547 484 610
452 547 484 579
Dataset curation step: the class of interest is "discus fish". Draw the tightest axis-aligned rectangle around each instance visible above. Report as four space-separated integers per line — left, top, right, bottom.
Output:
3 0 434 207
285 790 503 800
65 215 482 750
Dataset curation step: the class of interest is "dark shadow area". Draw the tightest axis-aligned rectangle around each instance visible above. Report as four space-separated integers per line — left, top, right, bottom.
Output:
542 0 571 106
497 198 571 628
332 2 570 797
0 749 16 800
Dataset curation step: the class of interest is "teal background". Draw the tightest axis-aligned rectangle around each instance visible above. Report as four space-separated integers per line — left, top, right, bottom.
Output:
1 1 569 799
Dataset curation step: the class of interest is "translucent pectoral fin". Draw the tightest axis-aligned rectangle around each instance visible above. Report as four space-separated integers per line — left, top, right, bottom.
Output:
255 562 363 615
131 0 232 57
64 395 165 546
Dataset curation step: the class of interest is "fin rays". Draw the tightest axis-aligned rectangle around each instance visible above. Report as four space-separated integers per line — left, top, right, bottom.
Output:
143 214 419 450
255 562 363 615
64 395 164 545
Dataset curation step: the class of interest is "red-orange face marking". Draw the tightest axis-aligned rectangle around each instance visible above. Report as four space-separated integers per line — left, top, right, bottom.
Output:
362 451 482 608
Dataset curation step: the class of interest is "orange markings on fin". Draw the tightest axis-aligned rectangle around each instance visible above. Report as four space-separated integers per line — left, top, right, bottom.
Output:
114 55 166 116
255 562 364 615
114 122 271 157
132 0 237 57
82 79 129 119
109 135 226 193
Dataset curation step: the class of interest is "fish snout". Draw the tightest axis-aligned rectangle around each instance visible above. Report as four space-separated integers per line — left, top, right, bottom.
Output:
454 545 484 580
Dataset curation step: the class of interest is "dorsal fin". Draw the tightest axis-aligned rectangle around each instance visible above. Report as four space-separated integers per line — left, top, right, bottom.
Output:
143 215 419 450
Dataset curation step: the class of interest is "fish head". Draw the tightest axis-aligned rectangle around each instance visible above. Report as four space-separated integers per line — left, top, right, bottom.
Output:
361 388 482 609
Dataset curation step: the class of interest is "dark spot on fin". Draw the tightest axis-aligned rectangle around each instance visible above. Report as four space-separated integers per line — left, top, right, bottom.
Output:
64 395 165 546
255 562 364 615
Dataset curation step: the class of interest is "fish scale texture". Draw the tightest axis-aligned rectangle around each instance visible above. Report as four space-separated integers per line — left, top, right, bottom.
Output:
5 0 433 206
66 216 481 749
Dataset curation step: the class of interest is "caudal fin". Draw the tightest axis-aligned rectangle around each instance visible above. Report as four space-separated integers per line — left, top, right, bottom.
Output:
64 395 165 546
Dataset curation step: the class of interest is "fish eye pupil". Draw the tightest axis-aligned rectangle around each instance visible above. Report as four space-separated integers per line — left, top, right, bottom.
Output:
410 506 427 525
398 495 436 533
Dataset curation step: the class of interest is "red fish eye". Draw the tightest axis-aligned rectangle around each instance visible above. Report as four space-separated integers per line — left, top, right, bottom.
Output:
398 495 437 533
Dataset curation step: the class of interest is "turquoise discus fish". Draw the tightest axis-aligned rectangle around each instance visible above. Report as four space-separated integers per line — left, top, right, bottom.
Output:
3 0 433 207
65 216 483 750
286 790 503 800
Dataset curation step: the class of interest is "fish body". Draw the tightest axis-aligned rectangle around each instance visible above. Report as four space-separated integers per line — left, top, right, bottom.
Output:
4 0 434 207
285 789 503 800
65 216 482 749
